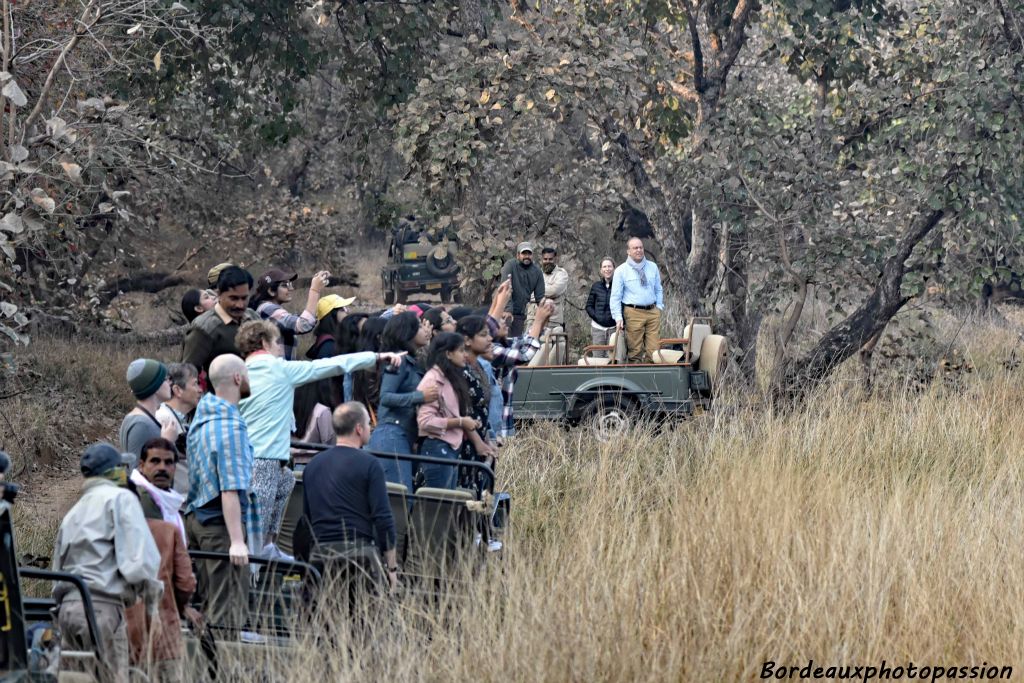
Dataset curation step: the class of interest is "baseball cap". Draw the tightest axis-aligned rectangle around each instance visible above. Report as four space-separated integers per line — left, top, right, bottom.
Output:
316 294 357 321
258 268 297 289
517 242 534 254
80 443 131 478
207 262 235 288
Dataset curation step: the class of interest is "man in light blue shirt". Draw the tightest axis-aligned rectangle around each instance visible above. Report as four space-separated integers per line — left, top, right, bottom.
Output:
610 237 664 363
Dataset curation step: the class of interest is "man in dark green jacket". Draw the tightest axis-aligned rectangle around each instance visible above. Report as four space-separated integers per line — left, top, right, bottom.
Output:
499 242 545 337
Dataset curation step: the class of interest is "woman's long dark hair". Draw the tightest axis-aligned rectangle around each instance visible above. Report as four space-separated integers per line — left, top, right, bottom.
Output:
426 332 471 413
422 308 446 338
292 383 321 437
455 315 493 402
249 276 277 310
381 312 422 355
337 313 369 355
352 316 389 409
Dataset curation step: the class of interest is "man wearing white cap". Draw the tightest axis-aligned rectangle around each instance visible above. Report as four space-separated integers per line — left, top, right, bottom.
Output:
499 242 546 338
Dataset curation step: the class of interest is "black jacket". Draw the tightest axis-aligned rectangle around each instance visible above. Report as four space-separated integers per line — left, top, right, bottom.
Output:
500 259 546 316
586 279 615 328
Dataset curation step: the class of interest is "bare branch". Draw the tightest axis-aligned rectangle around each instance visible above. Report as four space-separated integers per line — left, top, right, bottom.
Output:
21 0 102 136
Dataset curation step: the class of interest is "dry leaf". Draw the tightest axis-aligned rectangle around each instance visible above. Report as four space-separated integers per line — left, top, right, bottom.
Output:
153 49 163 71
30 188 56 214
60 161 83 184
2 78 27 107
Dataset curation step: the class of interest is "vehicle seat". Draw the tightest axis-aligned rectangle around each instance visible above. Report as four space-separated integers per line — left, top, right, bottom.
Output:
387 481 411 564
578 330 625 365
530 326 567 366
683 323 712 362
276 472 304 556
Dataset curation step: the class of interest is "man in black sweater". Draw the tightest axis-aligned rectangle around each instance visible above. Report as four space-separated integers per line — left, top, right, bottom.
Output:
302 402 398 591
499 242 546 338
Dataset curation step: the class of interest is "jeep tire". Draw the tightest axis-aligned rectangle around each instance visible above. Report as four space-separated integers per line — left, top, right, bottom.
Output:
426 246 458 278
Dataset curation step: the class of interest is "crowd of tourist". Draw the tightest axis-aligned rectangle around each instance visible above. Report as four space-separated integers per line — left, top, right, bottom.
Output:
47 236 665 681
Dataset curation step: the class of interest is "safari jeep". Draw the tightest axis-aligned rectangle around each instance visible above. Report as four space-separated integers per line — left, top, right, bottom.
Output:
511 318 728 439
381 216 462 304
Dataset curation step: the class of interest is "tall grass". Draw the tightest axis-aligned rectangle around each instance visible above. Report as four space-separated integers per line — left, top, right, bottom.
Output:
7 315 1024 681
211 373 1024 680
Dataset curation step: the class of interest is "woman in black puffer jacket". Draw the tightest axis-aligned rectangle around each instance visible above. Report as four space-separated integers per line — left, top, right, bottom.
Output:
585 257 616 356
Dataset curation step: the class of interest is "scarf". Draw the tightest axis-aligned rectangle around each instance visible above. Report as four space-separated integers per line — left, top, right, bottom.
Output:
629 257 649 287
130 469 187 546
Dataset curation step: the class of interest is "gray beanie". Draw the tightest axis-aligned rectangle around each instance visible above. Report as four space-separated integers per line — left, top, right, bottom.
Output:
126 359 167 400
80 443 127 478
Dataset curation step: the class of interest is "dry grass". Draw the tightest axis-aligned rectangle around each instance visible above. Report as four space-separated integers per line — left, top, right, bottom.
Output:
206 315 1024 681
5 312 1024 681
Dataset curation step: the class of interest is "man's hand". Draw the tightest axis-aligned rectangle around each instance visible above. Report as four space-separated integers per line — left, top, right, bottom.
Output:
391 304 408 316
229 541 249 566
421 384 440 403
160 419 180 442
493 278 512 306
311 270 331 294
377 351 407 368
616 319 624 331
536 300 555 322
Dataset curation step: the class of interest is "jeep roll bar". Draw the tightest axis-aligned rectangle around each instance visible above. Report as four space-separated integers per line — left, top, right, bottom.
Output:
289 442 497 496
17 567 105 662
186 551 322 589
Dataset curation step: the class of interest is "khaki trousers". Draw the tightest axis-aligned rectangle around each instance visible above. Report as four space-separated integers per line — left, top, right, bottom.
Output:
58 599 129 683
185 514 248 636
623 306 661 363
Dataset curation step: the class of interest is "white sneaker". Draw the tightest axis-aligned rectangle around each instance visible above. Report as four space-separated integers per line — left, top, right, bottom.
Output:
487 539 503 553
261 543 295 562
240 630 267 644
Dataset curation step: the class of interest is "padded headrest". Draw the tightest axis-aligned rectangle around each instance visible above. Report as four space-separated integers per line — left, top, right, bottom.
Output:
683 323 712 361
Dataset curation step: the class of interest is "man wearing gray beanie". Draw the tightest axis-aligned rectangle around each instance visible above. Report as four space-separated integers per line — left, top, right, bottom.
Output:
52 442 162 683
119 358 176 468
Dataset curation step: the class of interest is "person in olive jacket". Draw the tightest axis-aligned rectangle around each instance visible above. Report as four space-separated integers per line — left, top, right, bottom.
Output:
585 257 616 356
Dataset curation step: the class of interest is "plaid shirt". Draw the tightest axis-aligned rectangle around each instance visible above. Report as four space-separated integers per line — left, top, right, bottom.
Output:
256 301 316 361
185 393 259 545
487 332 542 438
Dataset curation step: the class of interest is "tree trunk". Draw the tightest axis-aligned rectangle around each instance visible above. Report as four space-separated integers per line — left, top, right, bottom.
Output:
779 209 946 398
717 223 759 381
600 116 702 312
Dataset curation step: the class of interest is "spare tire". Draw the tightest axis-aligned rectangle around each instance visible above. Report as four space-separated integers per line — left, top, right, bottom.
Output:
698 334 728 383
426 245 458 277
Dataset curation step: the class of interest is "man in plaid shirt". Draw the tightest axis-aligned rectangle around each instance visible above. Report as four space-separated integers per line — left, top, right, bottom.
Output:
184 353 258 638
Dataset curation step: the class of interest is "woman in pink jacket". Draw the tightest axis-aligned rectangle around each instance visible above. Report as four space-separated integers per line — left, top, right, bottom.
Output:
417 332 485 489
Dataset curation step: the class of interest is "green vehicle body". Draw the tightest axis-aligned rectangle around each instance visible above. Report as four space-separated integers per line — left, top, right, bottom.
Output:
511 363 712 427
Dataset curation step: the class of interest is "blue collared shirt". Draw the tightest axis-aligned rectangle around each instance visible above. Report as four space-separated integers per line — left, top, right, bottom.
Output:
609 259 664 322
186 393 254 513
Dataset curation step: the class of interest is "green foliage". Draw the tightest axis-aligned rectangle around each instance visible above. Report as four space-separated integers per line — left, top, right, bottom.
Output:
125 0 326 145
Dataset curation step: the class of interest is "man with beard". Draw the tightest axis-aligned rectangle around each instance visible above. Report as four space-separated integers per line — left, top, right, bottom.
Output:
183 354 257 639
499 242 545 338
538 246 569 328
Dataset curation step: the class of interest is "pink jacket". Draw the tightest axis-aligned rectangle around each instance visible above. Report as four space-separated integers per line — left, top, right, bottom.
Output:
416 366 466 450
